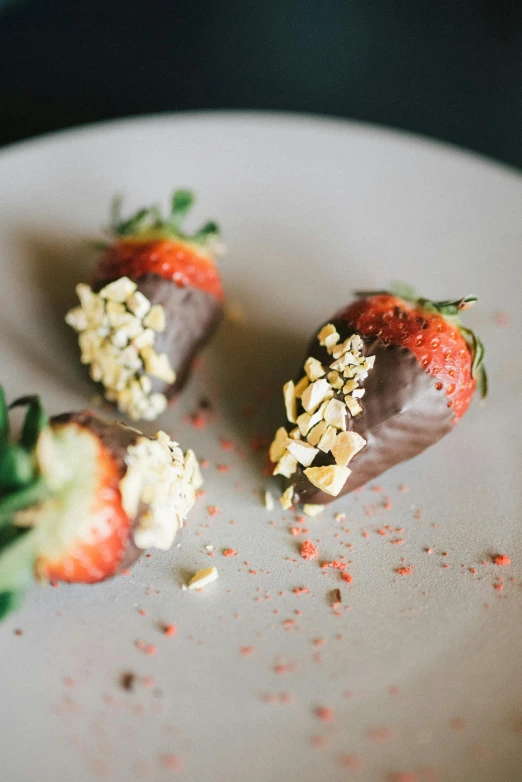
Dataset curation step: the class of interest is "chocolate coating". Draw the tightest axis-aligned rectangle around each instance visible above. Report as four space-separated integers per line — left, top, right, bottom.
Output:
51 411 143 572
93 274 223 398
288 320 454 505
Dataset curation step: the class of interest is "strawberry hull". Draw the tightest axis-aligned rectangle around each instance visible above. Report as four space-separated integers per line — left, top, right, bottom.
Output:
289 325 454 506
92 273 223 398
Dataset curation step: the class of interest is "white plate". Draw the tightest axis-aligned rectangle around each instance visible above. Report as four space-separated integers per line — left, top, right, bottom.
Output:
0 113 521 782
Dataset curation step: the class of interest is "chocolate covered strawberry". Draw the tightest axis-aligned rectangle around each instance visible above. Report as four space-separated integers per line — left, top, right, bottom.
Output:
269 287 486 511
66 190 224 421
0 388 202 619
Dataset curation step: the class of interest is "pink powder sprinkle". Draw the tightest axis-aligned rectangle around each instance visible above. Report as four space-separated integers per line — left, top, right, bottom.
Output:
240 646 255 657
493 554 511 566
301 540 319 560
341 572 353 584
219 439 234 451
163 624 176 637
217 464 229 473
338 754 364 771
290 527 302 536
223 549 237 557
207 506 220 516
144 644 157 656
369 727 394 743
395 566 414 576
293 587 309 595
390 539 404 545
161 754 183 772
315 706 334 723
310 735 329 749
493 581 504 591
279 692 293 704
384 499 392 510
450 717 467 731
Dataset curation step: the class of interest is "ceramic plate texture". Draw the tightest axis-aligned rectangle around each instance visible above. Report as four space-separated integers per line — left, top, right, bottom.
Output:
0 112 521 782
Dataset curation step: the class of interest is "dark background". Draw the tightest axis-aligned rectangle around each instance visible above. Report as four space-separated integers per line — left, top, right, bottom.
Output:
1 0 522 168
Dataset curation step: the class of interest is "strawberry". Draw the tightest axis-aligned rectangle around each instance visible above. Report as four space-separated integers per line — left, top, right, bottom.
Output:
269 286 486 509
66 190 224 421
0 389 202 619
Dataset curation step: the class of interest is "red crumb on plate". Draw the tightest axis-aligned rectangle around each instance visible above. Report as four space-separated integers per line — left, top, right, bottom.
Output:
219 438 234 451
493 554 511 566
160 754 183 772
395 566 414 576
293 587 309 595
223 549 238 557
301 540 319 560
341 572 353 584
310 735 329 749
369 726 394 742
162 624 176 637
240 646 255 656
315 706 334 723
207 506 221 516
338 754 364 770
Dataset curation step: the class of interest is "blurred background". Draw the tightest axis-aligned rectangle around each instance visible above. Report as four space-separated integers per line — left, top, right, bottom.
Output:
0 0 521 167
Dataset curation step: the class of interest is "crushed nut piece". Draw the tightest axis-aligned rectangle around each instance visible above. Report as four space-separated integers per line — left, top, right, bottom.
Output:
301 379 333 413
143 304 166 332
326 370 343 389
317 424 337 453
303 504 324 517
99 276 137 302
273 451 298 478
264 490 274 511
331 431 366 467
294 376 310 398
283 381 297 423
307 419 328 447
188 566 219 590
269 427 288 463
317 323 339 350
286 439 319 467
304 464 351 496
323 398 347 431
280 486 294 510
304 357 325 381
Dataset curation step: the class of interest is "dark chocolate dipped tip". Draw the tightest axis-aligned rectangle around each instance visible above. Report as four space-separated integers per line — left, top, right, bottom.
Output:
134 274 223 398
283 320 454 506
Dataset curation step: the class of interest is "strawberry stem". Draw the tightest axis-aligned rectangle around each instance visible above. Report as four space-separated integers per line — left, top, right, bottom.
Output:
109 188 221 250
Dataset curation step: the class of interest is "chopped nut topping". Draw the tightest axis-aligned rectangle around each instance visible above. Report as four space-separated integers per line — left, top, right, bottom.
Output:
121 431 202 551
264 490 274 511
317 323 340 350
331 431 366 467
99 276 137 302
303 504 325 517
304 464 351 496
301 379 333 413
269 321 376 497
66 278 176 421
304 357 325 381
280 486 294 510
273 451 298 478
306 419 328 447
283 381 297 423
143 304 166 332
286 439 319 467
317 424 337 453
294 376 310 398
188 566 219 590
269 427 288 463
323 398 347 431
326 370 343 389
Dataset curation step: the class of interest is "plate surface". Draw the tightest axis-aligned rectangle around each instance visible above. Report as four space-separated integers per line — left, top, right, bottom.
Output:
0 112 521 782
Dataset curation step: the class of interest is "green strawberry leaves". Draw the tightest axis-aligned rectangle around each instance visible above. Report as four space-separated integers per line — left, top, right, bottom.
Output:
109 188 221 251
0 389 53 619
0 527 37 622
